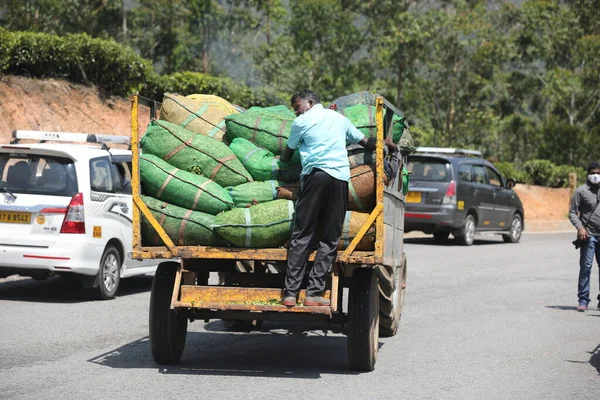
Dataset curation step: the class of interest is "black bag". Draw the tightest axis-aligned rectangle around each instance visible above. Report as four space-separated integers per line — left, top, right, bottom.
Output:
572 237 588 249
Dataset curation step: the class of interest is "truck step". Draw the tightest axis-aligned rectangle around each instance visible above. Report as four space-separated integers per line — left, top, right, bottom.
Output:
174 286 332 315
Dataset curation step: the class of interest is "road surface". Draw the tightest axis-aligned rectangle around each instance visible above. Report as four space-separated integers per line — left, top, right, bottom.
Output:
1 232 598 399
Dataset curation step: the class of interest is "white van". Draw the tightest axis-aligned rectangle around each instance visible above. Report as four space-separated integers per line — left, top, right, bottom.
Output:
0 131 158 299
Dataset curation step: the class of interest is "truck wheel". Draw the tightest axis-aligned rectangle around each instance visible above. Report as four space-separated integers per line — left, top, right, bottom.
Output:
503 214 522 243
95 245 121 300
347 268 379 371
149 262 187 365
379 255 407 337
455 214 476 246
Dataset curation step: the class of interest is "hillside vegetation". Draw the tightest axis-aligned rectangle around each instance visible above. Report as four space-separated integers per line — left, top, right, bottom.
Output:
1 0 599 174
0 74 572 227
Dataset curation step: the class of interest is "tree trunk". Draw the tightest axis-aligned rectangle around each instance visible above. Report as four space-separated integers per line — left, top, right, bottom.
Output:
202 26 210 74
122 1 128 41
266 2 271 46
569 92 575 126
446 62 459 145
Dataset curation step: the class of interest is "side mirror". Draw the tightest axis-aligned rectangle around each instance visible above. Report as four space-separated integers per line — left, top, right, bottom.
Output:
506 179 516 189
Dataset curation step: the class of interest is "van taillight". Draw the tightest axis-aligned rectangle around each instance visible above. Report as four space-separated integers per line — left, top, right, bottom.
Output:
60 193 85 234
442 181 457 205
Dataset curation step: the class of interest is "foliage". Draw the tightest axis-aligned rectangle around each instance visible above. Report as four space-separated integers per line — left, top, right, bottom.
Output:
494 161 524 183
0 27 16 71
0 28 280 106
0 0 123 39
0 28 153 96
521 159 585 188
142 71 284 107
549 164 586 188
523 159 556 186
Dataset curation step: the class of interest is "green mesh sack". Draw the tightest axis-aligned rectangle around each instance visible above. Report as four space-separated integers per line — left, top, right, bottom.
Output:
226 180 283 208
246 105 295 117
224 107 296 155
159 93 229 141
140 195 224 246
398 129 416 155
140 119 253 187
213 199 295 248
331 92 380 110
229 138 301 182
340 104 407 144
140 154 234 215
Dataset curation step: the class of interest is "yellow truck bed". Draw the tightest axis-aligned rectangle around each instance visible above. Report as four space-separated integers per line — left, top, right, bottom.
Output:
129 94 408 371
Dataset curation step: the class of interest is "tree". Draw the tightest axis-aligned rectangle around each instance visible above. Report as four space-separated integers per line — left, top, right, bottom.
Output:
362 0 437 110
0 0 122 38
499 0 600 165
252 0 371 99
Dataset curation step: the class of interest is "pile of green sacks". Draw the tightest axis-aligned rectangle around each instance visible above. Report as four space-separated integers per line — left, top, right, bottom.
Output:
139 93 410 248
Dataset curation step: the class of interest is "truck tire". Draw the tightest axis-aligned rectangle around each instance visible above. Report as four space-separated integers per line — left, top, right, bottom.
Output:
95 245 121 300
347 268 379 371
149 262 187 365
455 214 476 246
379 255 407 337
502 214 523 243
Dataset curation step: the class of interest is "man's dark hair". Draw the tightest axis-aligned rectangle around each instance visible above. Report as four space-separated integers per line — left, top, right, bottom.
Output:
290 89 320 105
588 161 600 173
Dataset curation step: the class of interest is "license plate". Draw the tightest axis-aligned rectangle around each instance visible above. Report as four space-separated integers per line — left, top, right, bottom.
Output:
406 192 422 203
0 212 32 224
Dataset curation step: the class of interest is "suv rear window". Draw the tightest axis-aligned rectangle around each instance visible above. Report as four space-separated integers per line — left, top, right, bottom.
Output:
0 153 78 197
407 158 451 182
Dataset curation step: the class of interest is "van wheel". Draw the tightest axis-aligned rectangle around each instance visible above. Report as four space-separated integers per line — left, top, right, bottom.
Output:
95 245 121 300
503 214 523 243
455 214 476 246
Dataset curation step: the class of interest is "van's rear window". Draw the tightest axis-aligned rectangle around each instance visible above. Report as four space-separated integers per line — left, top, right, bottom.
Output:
0 153 78 197
407 159 451 182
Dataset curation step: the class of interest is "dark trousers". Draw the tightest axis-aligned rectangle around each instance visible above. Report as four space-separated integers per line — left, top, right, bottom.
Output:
578 235 600 304
284 169 348 297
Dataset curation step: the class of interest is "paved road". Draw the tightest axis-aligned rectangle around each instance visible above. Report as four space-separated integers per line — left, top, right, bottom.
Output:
1 232 598 400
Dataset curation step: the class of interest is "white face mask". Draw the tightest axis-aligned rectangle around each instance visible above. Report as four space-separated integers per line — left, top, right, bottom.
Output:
588 174 600 185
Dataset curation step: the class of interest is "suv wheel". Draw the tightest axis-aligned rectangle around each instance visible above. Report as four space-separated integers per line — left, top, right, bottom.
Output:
96 245 121 300
456 214 476 246
433 232 450 242
503 214 523 243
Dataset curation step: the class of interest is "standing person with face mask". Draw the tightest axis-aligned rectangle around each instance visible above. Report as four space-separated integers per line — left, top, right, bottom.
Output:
279 89 380 307
568 161 600 311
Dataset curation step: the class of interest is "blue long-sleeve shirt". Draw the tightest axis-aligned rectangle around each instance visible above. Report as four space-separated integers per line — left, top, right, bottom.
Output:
286 104 364 182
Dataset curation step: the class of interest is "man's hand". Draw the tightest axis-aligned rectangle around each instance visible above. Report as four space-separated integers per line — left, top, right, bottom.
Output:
359 137 377 151
384 137 398 152
280 146 295 163
578 227 589 240
358 137 398 152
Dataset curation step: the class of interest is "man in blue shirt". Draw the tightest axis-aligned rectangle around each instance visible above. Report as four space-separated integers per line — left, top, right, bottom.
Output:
281 89 377 307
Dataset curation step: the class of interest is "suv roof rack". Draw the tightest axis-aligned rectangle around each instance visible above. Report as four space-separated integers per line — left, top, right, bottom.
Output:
11 130 130 146
414 147 482 157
